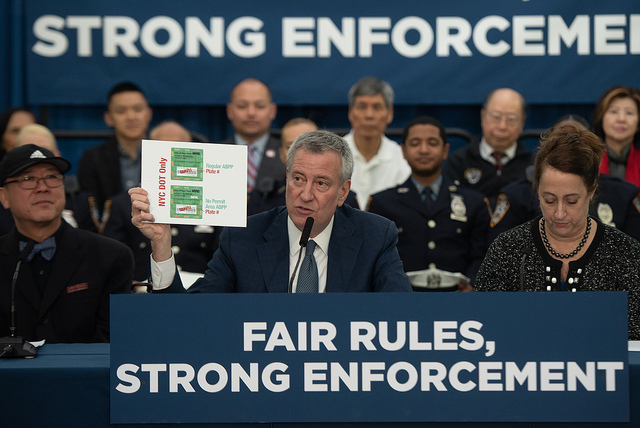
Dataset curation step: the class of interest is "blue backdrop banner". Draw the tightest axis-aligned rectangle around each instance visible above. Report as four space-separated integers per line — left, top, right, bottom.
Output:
110 292 629 424
24 0 640 106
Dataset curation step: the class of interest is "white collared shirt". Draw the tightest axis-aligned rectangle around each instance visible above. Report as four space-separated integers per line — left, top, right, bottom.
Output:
234 133 269 162
343 131 411 210
287 216 333 293
479 137 517 166
150 214 334 292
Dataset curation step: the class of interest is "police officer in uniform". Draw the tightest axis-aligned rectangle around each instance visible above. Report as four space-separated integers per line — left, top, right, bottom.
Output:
367 116 490 291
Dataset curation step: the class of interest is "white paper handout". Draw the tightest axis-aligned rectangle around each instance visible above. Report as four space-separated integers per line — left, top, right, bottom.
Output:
141 140 247 227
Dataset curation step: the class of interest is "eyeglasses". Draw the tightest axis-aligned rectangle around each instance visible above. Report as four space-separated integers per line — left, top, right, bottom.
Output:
3 174 64 189
485 111 521 127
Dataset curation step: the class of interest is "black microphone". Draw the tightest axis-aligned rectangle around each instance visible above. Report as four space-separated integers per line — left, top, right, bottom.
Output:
257 177 276 213
288 217 314 293
0 241 38 358
258 176 275 196
519 245 531 292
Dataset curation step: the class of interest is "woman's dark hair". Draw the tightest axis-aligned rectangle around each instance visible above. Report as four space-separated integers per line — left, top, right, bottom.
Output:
534 123 605 194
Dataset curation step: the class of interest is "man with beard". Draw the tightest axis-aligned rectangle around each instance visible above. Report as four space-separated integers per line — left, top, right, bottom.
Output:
367 116 489 292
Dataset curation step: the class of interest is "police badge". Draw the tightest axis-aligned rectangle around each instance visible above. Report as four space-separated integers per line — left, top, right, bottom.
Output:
450 194 468 222
463 168 482 185
597 202 615 226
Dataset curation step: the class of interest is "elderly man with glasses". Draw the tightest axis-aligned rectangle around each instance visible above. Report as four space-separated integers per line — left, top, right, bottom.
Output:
442 88 534 213
0 144 133 345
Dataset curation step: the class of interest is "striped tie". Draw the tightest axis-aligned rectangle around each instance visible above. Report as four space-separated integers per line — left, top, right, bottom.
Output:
491 151 505 171
247 144 257 192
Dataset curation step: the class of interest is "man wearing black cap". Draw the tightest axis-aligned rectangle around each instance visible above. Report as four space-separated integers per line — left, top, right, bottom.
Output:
0 144 134 343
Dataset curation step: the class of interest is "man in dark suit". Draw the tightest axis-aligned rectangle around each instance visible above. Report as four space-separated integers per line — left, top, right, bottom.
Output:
0 145 133 343
368 116 489 292
130 130 411 293
224 78 285 193
247 117 359 215
78 82 153 218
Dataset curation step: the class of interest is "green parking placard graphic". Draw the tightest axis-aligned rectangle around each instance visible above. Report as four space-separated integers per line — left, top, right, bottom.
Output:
170 186 203 219
171 148 203 181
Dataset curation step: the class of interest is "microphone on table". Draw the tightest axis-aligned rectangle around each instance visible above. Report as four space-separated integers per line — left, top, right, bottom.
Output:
288 217 314 293
519 245 532 292
0 240 38 358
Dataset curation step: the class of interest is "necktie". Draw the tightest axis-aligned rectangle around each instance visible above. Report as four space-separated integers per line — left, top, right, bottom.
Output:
247 144 258 192
20 237 57 262
296 240 318 293
491 152 505 171
421 187 432 203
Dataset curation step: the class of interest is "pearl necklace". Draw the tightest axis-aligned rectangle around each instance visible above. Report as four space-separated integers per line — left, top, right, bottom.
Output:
540 216 591 259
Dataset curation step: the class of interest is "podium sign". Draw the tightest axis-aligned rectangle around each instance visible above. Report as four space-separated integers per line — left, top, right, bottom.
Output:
110 292 629 423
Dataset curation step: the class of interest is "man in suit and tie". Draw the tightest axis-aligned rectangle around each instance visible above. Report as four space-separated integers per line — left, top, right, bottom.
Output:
130 130 411 293
367 116 489 292
0 145 133 343
224 78 285 193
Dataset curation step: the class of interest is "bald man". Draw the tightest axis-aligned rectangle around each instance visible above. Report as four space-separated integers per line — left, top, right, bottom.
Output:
223 78 285 193
442 88 534 209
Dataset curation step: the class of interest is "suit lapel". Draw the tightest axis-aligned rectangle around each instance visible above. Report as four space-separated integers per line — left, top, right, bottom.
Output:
257 209 290 293
399 178 451 218
39 224 82 316
1 230 41 312
256 136 286 186
326 208 361 292
397 180 429 216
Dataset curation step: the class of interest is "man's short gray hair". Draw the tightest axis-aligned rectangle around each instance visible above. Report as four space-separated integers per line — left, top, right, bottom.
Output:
287 130 354 185
348 76 394 108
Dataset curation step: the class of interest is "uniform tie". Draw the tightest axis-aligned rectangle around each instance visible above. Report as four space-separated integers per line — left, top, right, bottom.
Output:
247 144 258 192
296 240 318 293
421 187 432 203
491 151 506 171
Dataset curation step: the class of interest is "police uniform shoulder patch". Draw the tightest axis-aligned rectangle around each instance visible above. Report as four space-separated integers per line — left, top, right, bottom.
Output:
633 194 640 214
463 168 482 185
490 193 510 227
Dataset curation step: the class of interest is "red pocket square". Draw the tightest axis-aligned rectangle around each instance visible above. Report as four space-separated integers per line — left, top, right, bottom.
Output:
66 283 89 293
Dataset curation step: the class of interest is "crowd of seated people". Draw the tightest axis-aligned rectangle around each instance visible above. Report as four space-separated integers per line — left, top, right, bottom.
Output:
1 79 638 343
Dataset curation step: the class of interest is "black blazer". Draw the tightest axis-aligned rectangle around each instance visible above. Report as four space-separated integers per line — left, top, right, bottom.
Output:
222 134 286 191
78 136 123 210
0 222 134 343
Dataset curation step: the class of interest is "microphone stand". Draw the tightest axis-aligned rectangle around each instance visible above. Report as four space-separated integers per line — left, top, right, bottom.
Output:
0 241 38 358
288 217 314 293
